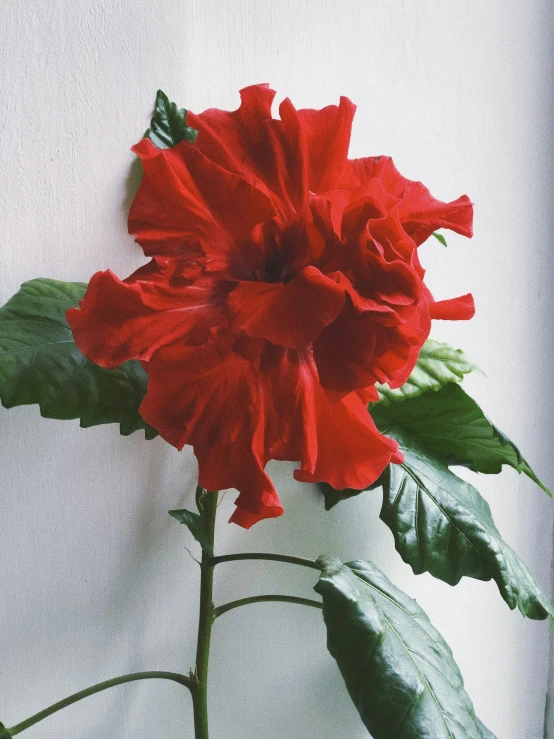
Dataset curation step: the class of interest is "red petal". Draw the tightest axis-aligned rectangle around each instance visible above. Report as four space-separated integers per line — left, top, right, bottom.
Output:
399 188 473 246
263 348 397 488
314 269 428 392
351 156 474 246
139 339 284 527
186 84 277 187
261 344 319 475
129 137 274 271
280 95 357 193
138 329 399 523
67 265 224 368
188 85 356 221
293 369 400 491
429 293 475 320
198 438 284 529
227 266 346 349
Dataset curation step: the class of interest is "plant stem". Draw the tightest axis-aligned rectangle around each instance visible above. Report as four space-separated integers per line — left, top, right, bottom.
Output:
7 672 193 736
214 594 322 619
191 490 218 739
208 552 321 571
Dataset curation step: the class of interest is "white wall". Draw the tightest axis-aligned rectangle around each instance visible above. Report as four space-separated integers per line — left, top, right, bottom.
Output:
1 2 553 738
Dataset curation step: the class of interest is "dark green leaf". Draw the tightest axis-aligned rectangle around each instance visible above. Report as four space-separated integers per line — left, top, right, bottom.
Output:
375 339 480 405
319 482 368 511
0 723 12 738
372 382 550 495
0 279 156 438
379 429 553 620
146 90 198 149
433 232 448 247
315 556 495 739
168 508 213 556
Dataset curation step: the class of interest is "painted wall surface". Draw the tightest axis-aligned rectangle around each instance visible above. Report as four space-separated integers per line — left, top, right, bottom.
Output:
1 2 553 738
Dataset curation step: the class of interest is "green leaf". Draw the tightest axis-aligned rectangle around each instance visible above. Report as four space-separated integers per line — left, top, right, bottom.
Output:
168 508 213 556
0 723 12 738
372 382 550 495
0 279 156 438
433 231 448 247
318 482 369 511
315 556 495 739
146 90 198 149
375 339 480 405
379 429 553 620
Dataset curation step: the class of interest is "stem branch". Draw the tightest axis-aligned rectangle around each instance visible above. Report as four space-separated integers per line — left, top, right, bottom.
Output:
208 553 320 571
7 672 193 736
214 595 322 619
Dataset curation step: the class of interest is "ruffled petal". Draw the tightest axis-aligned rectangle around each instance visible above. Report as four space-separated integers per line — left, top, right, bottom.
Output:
351 156 474 246
67 263 225 368
227 266 346 349
138 339 284 527
312 261 426 393
186 84 277 188
398 188 473 247
139 340 255 448
260 344 319 474
292 358 401 490
198 436 284 529
279 95 357 193
129 137 275 271
188 85 357 222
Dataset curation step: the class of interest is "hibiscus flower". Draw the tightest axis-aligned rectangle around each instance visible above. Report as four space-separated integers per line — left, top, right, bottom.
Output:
67 84 474 528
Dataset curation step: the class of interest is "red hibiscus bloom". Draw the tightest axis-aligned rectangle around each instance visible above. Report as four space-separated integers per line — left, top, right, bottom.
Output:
67 84 474 528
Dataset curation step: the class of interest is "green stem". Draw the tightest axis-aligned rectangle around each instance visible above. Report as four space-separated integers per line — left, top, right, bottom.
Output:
7 672 193 736
208 553 320 571
191 490 218 739
214 595 322 619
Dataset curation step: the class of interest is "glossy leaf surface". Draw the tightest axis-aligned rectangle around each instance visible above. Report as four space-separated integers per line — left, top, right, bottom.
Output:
315 556 495 738
380 430 553 620
372 382 549 494
0 279 155 438
375 339 479 405
146 89 198 149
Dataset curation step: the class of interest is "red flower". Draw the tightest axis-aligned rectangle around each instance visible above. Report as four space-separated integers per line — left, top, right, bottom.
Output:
67 85 474 528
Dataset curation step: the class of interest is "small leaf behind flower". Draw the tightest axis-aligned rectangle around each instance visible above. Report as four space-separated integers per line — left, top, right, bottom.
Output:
433 231 448 247
0 279 156 438
318 482 372 511
146 90 198 149
168 509 213 556
315 556 495 739
375 339 480 405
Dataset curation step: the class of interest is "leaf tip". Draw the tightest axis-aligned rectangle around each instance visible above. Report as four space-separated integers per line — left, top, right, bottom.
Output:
432 232 448 247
